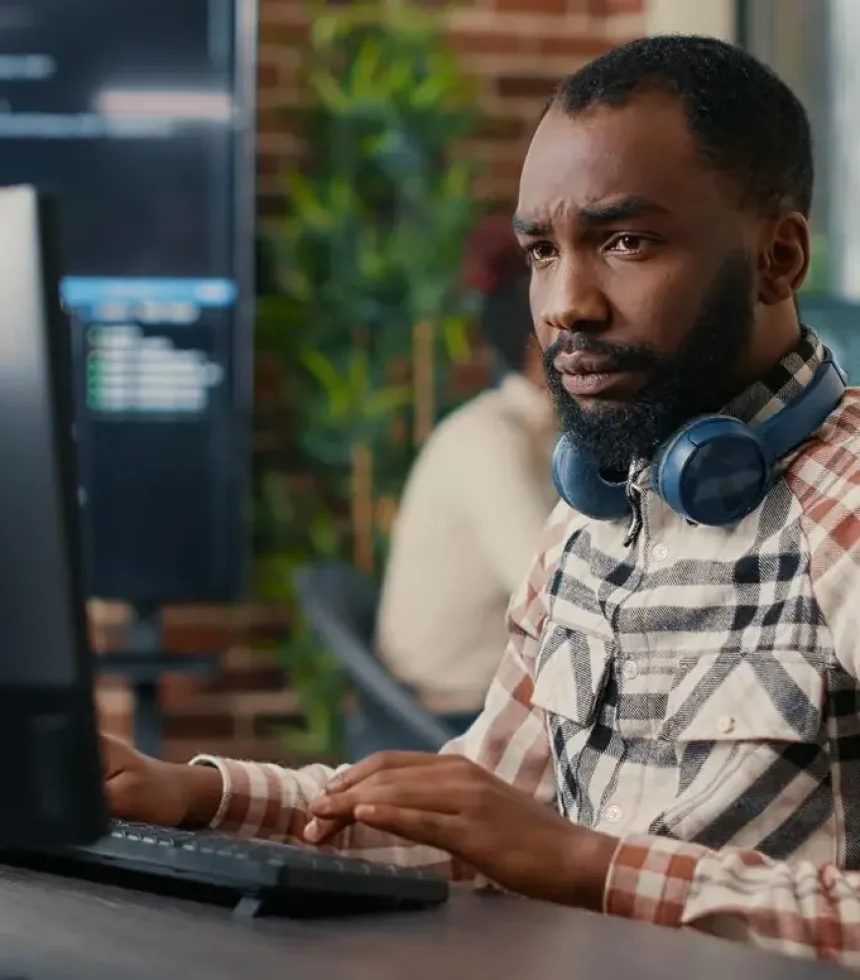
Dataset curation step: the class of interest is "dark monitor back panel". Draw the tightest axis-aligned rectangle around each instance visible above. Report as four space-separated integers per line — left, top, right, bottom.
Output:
0 186 107 848
0 0 256 603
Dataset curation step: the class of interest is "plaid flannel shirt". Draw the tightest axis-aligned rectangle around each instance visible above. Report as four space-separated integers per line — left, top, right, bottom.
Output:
194 328 860 967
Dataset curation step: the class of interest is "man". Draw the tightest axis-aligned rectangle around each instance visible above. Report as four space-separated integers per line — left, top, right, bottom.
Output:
376 225 557 731
101 36 860 964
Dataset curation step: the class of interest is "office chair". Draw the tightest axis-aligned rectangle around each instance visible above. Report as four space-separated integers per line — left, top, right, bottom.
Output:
292 561 457 761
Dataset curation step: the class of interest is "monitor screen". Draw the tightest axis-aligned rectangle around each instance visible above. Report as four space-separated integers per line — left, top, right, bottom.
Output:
0 0 255 602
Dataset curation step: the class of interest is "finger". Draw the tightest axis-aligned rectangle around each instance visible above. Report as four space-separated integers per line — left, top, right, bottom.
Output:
324 751 441 795
311 771 462 819
303 816 345 844
352 803 458 851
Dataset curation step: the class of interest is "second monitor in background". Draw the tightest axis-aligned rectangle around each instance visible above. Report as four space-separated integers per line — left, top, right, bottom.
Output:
0 0 256 604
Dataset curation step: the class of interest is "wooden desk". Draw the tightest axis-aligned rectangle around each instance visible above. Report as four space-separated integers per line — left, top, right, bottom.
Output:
0 865 850 980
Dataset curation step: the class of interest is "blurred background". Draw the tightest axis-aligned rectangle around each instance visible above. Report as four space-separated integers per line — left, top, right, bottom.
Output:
2 0 855 768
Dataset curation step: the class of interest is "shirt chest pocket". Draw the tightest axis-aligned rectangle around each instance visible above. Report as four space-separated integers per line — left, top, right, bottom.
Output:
530 621 681 741
659 650 825 744
531 623 614 731
654 650 829 851
531 623 826 747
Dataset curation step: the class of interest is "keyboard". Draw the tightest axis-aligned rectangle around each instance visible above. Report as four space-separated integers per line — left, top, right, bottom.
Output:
0 820 449 918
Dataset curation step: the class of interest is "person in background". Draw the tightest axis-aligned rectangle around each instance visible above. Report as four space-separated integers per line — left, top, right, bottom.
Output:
375 219 557 732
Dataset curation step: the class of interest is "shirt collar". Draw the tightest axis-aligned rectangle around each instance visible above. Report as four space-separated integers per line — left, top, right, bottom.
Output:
722 325 826 427
632 326 828 492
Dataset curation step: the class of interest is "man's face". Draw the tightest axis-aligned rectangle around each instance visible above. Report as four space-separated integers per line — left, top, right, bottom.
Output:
514 93 759 472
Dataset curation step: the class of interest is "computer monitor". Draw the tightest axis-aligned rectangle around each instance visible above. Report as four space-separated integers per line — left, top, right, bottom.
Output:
0 0 257 603
0 184 107 849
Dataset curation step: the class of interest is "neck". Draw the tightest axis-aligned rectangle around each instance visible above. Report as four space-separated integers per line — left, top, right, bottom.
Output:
725 306 801 405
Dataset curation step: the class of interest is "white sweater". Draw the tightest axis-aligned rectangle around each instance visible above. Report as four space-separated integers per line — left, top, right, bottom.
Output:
376 374 558 713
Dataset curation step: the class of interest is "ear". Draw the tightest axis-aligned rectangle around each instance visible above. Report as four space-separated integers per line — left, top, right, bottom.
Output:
757 212 810 306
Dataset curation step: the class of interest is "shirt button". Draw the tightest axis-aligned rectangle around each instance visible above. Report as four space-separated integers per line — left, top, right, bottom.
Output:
652 543 669 562
621 660 639 680
603 805 623 824
716 715 735 734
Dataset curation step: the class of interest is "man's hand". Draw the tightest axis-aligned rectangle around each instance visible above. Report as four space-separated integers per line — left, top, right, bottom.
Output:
100 733 223 829
306 752 618 909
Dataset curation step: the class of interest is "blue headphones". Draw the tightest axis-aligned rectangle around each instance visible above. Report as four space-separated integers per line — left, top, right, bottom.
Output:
551 352 847 527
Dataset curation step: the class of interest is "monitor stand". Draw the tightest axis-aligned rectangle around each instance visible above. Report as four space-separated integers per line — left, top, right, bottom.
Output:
96 602 221 757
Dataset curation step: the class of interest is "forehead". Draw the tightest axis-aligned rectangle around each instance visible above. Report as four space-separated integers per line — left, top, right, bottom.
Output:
518 93 731 224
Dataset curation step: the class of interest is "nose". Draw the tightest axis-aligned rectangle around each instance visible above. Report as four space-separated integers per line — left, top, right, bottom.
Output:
536 257 610 339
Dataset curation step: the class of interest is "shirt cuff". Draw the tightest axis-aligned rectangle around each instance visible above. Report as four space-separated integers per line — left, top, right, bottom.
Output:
604 834 709 928
188 754 251 831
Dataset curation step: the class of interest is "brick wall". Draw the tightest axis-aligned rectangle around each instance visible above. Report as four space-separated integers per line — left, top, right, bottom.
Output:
257 0 643 216
94 0 644 764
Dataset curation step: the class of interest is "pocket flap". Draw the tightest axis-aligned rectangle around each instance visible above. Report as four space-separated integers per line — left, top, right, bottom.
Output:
531 624 612 727
660 651 824 743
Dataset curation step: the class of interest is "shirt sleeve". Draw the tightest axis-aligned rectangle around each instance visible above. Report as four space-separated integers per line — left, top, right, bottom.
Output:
190 504 572 876
786 410 860 680
605 834 860 966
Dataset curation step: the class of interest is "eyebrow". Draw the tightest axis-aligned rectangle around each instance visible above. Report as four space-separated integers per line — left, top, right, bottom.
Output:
512 196 671 236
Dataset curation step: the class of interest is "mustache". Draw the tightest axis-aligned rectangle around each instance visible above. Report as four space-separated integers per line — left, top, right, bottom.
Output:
543 332 660 376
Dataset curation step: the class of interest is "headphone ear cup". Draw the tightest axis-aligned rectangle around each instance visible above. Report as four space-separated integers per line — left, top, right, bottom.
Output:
550 435 574 505
652 416 773 525
651 417 702 497
551 435 629 521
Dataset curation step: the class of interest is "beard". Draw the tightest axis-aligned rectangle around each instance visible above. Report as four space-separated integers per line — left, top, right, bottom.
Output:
544 251 756 474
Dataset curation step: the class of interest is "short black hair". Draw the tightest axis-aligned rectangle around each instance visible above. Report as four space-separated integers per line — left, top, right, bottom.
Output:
481 274 534 373
549 35 813 217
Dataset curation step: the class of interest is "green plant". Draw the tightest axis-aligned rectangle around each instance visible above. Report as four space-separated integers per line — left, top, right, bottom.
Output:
254 0 483 758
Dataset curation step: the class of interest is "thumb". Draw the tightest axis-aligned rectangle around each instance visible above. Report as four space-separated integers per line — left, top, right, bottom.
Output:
304 815 349 844
103 770 146 821
99 733 137 780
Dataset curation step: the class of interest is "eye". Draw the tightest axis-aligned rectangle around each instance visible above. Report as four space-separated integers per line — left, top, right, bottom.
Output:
605 234 651 255
524 242 557 267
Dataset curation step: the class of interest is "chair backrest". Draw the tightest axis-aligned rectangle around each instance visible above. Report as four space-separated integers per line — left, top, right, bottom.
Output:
292 561 455 754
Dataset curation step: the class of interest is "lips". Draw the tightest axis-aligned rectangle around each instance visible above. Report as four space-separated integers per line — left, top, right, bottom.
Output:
552 349 625 396
559 372 623 396
554 350 620 376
